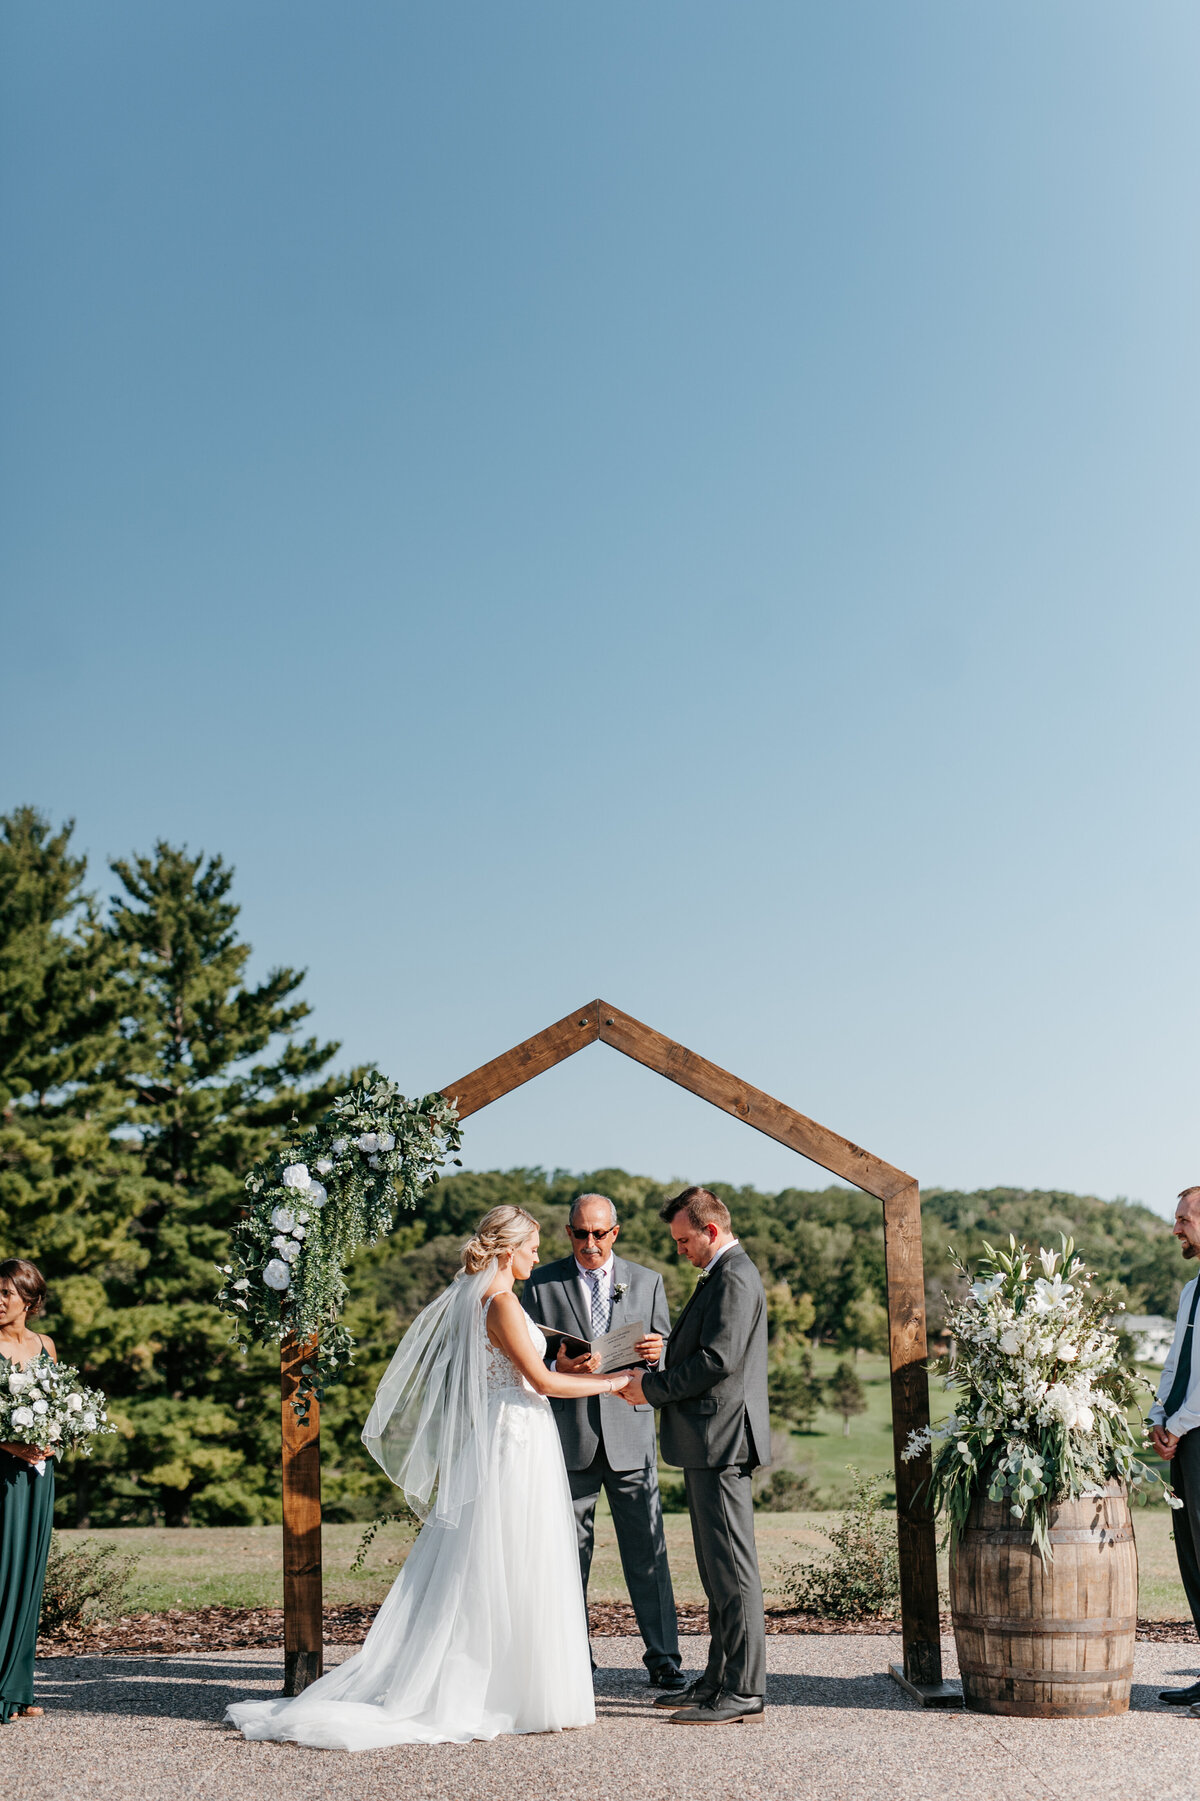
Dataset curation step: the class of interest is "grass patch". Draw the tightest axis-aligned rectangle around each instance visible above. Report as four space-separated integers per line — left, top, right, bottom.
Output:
51 1500 1189 1619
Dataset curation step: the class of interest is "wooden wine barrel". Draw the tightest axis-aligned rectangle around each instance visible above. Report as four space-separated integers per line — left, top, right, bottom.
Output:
949 1482 1137 1717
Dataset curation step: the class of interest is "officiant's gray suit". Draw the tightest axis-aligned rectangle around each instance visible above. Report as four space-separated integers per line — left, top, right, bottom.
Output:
640 1244 769 1700
522 1252 680 1676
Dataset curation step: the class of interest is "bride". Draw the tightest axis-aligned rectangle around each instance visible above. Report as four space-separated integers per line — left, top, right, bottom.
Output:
226 1205 631 1751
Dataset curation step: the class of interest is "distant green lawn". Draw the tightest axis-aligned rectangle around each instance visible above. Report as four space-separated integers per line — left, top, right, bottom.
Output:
57 1503 1189 1622
58 1353 1188 1621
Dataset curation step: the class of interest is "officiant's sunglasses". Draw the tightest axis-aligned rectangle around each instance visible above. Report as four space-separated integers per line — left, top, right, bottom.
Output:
567 1226 618 1242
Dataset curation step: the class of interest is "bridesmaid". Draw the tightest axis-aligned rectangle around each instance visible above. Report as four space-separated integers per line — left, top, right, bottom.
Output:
0 1259 56 1724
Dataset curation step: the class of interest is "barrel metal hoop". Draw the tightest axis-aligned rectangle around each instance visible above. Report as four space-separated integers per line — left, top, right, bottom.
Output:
954 1614 1136 1637
959 1661 1134 1684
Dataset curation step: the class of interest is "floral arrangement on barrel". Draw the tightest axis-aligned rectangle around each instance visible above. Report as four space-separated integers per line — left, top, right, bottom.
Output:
216 1075 462 1414
0 1359 115 1473
903 1234 1178 1556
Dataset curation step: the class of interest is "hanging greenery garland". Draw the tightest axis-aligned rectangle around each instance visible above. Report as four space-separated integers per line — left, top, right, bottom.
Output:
217 1075 462 1414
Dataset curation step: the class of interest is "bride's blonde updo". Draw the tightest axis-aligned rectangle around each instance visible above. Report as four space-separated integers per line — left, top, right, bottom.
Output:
460 1205 540 1274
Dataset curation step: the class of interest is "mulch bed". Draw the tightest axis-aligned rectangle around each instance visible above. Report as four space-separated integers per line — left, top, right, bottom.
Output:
36 1604 1197 1657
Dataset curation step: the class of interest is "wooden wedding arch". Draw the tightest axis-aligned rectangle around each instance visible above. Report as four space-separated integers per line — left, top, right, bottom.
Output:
280 1001 947 1699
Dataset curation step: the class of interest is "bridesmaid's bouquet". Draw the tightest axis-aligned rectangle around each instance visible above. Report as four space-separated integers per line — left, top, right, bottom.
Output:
0 1360 115 1461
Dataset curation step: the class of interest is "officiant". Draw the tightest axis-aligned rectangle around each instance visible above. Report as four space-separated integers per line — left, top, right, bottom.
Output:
522 1193 684 1691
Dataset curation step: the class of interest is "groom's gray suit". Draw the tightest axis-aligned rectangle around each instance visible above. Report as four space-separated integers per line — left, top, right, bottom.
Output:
641 1243 769 1700
522 1252 680 1676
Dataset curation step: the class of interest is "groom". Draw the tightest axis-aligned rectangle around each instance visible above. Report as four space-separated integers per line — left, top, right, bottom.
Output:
522 1192 684 1690
621 1187 769 1725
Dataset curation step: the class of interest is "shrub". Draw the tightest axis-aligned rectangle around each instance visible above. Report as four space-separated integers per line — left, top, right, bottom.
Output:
776 1467 899 1618
754 1466 820 1511
40 1535 137 1633
658 1475 688 1513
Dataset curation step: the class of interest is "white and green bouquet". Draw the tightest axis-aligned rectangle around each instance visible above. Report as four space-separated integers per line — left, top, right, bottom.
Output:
217 1075 462 1416
904 1235 1177 1556
0 1359 115 1469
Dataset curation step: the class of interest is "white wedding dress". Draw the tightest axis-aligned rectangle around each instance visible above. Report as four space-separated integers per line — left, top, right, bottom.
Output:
226 1303 595 1751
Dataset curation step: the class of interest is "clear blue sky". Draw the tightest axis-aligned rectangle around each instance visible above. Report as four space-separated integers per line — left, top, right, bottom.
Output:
3 4 1197 1215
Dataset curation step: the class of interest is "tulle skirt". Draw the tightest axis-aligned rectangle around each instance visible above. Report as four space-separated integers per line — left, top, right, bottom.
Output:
225 1386 595 1750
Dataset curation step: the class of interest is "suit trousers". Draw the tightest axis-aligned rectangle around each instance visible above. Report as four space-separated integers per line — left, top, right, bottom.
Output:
1171 1428 1200 1633
683 1462 766 1699
569 1451 680 1672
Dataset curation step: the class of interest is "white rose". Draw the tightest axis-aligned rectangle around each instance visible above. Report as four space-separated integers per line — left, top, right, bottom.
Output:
11 1406 33 1428
998 1330 1020 1355
81 1410 97 1431
291 1225 306 1240
263 1259 291 1291
306 1183 327 1209
376 1132 395 1152
356 1132 379 1153
270 1206 296 1233
31 1399 48 1415
1044 1383 1077 1427
295 1208 310 1224
331 1138 348 1156
314 1158 334 1176
8 1371 27 1394
280 1241 301 1263
48 1422 61 1441
281 1164 311 1191
1074 1403 1094 1433
66 1393 83 1413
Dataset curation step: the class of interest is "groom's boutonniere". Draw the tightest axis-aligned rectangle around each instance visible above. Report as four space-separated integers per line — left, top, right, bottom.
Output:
613 1281 629 1300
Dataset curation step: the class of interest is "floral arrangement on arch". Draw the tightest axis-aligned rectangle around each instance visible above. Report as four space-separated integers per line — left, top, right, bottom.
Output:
217 1076 462 1414
903 1234 1177 1557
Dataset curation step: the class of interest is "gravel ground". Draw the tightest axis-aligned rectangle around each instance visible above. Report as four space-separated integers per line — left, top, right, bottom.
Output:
6 1635 1200 1801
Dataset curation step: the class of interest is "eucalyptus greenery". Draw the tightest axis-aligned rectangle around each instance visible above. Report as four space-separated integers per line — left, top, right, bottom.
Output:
903 1235 1176 1558
217 1076 462 1414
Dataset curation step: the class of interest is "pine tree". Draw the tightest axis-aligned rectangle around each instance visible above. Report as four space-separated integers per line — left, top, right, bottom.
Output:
77 843 344 1525
0 808 140 1359
827 1359 868 1437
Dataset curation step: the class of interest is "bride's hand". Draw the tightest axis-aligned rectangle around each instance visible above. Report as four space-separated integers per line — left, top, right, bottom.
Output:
606 1372 632 1392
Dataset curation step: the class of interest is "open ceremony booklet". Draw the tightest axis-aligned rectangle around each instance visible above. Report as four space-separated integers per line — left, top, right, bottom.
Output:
539 1319 648 1374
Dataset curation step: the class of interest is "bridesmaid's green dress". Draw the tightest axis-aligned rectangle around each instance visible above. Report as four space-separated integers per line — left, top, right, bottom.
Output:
0 1349 54 1723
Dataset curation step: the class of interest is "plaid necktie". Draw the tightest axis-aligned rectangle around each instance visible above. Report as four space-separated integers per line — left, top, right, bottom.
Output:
589 1269 609 1337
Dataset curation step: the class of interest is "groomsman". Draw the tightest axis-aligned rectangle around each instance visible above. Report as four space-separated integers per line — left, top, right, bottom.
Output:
1151 1187 1200 1708
522 1192 684 1690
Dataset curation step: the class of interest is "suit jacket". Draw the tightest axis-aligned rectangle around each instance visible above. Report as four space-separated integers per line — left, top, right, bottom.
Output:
522 1252 670 1472
641 1244 769 1470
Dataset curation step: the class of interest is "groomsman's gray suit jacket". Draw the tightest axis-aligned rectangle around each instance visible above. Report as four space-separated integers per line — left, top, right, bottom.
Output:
641 1245 769 1469
522 1253 671 1472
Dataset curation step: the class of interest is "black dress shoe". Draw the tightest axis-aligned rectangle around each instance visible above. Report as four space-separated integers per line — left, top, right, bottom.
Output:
1159 1680 1200 1703
647 1665 688 1691
654 1678 716 1709
669 1689 765 1724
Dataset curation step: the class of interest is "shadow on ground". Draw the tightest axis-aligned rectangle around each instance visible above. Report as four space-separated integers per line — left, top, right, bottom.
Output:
34 1657 284 1723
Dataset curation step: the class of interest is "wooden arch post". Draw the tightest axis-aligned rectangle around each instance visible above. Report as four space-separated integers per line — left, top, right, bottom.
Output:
279 998 948 1699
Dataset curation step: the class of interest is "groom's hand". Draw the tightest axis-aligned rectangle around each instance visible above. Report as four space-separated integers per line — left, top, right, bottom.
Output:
634 1333 663 1364
620 1371 647 1405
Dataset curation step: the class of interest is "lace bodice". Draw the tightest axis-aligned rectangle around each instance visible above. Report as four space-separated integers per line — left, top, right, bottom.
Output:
483 1301 547 1396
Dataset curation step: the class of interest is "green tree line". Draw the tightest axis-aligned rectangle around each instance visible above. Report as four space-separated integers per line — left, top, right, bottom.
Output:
0 807 1184 1528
